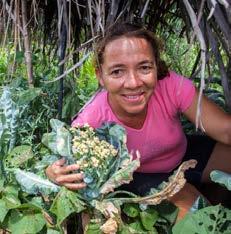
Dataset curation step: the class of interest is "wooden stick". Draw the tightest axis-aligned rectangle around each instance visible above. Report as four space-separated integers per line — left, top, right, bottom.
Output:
21 0 34 87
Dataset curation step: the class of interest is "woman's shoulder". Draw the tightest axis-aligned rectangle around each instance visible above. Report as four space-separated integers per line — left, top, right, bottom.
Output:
160 71 190 82
154 71 196 112
157 71 195 92
71 90 108 128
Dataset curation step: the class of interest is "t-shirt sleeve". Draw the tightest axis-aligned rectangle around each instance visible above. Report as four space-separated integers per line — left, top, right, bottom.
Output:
71 91 107 128
168 71 196 112
71 109 102 128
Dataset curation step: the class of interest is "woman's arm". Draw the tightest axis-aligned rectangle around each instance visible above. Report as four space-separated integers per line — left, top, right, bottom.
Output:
183 89 231 145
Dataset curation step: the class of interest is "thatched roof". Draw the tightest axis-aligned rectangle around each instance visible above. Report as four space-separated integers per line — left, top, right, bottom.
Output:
1 0 231 116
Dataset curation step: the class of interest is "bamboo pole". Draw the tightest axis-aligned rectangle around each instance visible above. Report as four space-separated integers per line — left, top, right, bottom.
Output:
21 0 34 87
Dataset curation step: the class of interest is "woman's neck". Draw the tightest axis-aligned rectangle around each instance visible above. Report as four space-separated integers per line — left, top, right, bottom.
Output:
116 111 147 129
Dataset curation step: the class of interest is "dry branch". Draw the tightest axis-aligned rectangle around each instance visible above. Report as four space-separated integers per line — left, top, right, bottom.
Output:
45 52 90 83
183 0 206 131
207 25 231 110
21 0 34 87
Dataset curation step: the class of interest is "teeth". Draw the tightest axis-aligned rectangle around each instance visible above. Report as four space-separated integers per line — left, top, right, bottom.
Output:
126 95 139 99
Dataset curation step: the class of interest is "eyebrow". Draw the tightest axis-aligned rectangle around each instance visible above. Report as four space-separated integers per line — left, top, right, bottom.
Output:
138 60 155 65
108 64 125 71
108 60 155 70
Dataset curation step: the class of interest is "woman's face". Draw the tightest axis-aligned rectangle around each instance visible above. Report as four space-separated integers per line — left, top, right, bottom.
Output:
97 36 157 120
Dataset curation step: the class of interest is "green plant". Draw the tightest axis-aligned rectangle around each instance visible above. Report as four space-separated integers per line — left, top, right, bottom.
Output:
0 117 196 233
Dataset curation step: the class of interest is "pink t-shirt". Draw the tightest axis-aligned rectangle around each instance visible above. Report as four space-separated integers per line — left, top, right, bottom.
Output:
72 71 196 173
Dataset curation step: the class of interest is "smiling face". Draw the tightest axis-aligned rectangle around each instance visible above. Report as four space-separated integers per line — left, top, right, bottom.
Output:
97 36 157 122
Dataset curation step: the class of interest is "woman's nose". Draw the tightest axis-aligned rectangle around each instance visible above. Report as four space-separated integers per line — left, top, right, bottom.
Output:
124 71 142 88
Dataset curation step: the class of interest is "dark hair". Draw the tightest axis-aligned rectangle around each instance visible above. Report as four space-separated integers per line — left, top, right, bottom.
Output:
95 22 169 80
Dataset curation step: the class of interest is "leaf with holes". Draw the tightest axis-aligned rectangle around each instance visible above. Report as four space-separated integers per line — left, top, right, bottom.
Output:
4 145 33 169
50 187 86 225
172 204 231 234
7 209 46 234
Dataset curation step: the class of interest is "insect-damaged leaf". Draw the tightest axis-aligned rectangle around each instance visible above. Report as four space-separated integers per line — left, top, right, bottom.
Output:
50 187 86 225
172 204 231 234
7 209 46 234
4 145 33 169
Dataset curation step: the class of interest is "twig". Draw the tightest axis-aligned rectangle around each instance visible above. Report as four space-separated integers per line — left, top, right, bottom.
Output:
2 0 24 35
207 0 217 20
183 0 206 131
141 0 150 18
207 25 231 111
44 52 90 83
59 35 98 66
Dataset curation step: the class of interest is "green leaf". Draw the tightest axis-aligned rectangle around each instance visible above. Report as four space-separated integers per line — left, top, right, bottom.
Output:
108 123 127 144
7 209 46 234
2 193 21 209
0 199 9 222
155 200 179 225
29 197 46 210
15 169 60 195
2 184 21 209
47 229 61 234
85 220 102 234
62 92 79 120
0 113 11 158
15 51 24 63
17 88 42 105
129 220 147 233
123 203 140 218
4 145 33 169
140 209 159 231
3 184 19 197
50 187 85 225
210 170 231 191
42 119 72 158
34 154 60 171
50 119 65 132
172 205 231 234
0 177 5 191
190 196 209 212
0 87 19 152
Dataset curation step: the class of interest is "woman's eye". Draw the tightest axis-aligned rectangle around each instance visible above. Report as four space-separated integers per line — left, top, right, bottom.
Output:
110 69 124 78
139 66 153 74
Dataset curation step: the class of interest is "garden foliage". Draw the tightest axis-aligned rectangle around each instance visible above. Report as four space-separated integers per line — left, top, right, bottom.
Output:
0 86 231 233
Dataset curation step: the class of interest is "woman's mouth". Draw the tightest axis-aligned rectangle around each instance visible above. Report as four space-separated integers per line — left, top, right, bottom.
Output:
122 92 144 102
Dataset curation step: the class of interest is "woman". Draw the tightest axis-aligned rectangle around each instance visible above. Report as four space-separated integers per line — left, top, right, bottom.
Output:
46 23 231 204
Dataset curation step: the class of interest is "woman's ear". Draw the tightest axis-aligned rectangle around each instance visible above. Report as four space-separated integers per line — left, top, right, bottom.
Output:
95 68 105 87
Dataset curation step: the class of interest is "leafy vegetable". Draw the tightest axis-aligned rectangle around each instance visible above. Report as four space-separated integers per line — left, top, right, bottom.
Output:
172 204 231 234
210 170 231 191
14 169 60 195
190 195 209 213
0 87 19 177
7 209 46 234
4 145 33 169
50 187 85 225
42 120 140 201
42 119 73 159
0 117 200 233
0 200 9 222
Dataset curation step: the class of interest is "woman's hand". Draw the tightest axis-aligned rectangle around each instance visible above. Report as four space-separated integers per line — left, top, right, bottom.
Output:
45 158 86 190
